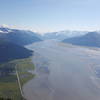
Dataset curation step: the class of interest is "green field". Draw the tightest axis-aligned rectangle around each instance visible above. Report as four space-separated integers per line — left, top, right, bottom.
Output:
0 57 35 100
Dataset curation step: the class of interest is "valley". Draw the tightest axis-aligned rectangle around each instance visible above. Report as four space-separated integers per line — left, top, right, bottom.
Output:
23 40 100 100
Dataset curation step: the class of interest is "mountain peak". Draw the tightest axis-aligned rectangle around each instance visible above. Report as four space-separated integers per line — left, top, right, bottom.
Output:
0 27 42 45
63 31 100 48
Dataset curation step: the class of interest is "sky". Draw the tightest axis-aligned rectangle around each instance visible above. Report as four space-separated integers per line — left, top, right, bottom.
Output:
0 0 100 33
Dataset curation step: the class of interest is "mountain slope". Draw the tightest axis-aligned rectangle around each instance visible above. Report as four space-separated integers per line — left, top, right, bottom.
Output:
42 31 87 41
63 32 100 47
0 40 33 63
0 27 42 45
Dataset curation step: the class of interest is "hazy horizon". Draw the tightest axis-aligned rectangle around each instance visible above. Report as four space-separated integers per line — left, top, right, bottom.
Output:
0 0 100 33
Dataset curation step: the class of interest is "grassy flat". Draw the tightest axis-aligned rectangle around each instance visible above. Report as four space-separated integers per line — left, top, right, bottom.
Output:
0 57 35 100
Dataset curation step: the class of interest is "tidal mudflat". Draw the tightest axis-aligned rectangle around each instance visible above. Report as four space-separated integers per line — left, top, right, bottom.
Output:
23 40 100 100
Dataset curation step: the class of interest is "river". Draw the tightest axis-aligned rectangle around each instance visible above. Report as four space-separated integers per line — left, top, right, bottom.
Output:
23 40 100 100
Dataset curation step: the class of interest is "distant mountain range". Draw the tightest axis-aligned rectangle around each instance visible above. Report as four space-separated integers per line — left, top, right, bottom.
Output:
42 31 88 41
63 32 100 47
1 26 100 63
0 27 42 46
0 40 33 63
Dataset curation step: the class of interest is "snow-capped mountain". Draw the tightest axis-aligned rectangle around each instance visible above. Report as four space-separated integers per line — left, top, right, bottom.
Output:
0 27 13 33
0 26 42 45
42 30 88 41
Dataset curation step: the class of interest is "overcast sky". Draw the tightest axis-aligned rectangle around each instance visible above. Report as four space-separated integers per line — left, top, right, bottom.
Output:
0 0 100 33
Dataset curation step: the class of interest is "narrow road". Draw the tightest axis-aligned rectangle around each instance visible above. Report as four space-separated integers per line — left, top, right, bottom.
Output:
15 65 24 98
23 40 100 100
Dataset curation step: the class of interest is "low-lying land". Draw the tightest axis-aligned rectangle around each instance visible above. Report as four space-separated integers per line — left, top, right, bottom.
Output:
0 57 35 100
23 40 100 100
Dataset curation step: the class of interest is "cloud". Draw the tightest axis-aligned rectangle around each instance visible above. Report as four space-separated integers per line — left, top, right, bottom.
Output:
0 24 9 28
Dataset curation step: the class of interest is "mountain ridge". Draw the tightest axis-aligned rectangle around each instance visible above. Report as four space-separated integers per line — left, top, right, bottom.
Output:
63 32 100 47
0 27 42 46
0 40 33 63
42 30 88 40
